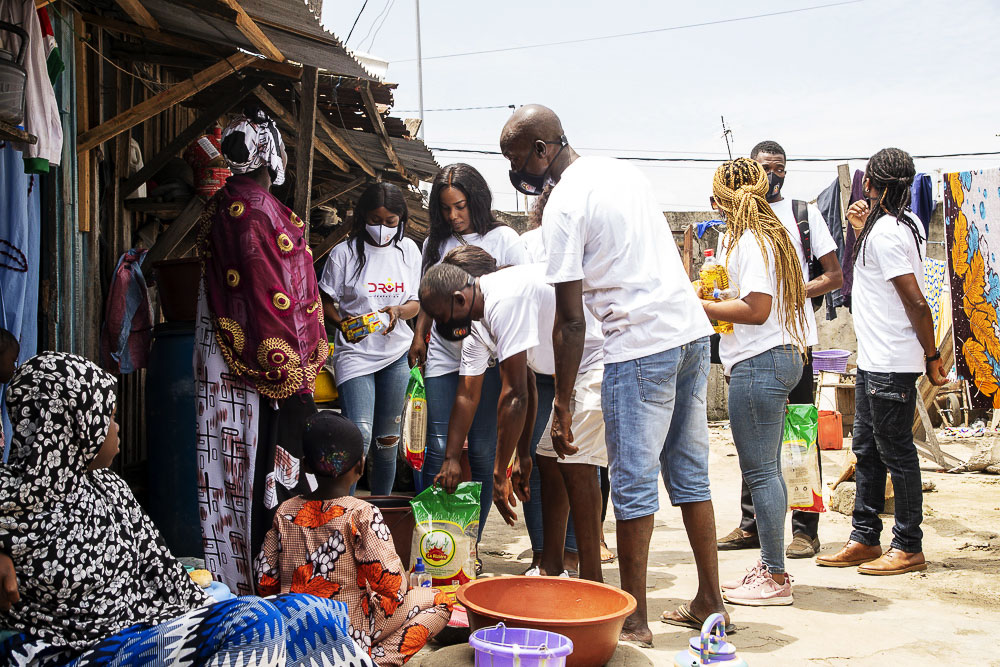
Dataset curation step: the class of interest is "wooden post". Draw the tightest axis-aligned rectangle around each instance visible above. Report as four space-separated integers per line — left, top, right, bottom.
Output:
837 163 852 231
293 66 319 228
683 223 694 279
145 196 207 265
74 12 91 232
77 52 256 154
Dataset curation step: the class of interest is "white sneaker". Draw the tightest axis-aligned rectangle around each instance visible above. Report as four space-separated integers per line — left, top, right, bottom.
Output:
722 563 793 606
523 566 541 576
721 561 764 591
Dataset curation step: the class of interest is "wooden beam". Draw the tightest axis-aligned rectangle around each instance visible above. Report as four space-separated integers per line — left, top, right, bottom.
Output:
145 196 207 266
84 14 302 80
293 66 319 224
122 79 255 196
312 176 366 209
311 226 351 263
0 119 37 144
35 0 55 7
316 113 376 178
77 52 256 154
254 85 349 173
218 0 284 62
360 82 413 184
75 11 91 232
113 0 159 30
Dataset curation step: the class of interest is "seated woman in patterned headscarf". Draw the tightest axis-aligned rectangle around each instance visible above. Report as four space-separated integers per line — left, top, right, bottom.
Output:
194 106 329 595
0 352 371 667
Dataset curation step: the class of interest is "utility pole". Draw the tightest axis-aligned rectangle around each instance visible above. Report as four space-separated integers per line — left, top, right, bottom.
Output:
415 0 425 140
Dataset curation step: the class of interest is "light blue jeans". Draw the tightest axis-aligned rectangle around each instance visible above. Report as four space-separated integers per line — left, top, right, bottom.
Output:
728 344 803 574
603 338 712 521
421 366 501 541
337 353 410 496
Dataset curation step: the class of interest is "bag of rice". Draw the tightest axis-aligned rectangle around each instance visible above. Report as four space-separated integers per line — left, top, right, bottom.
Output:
782 404 826 513
402 366 427 471
409 482 481 599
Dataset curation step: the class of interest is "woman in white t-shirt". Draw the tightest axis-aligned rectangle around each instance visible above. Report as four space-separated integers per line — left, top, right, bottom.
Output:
703 158 808 607
319 182 421 495
407 164 528 553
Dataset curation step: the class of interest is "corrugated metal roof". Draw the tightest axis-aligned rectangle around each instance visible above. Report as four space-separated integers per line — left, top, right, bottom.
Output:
140 0 377 80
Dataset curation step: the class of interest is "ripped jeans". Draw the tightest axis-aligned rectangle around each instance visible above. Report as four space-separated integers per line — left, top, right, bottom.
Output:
337 353 410 495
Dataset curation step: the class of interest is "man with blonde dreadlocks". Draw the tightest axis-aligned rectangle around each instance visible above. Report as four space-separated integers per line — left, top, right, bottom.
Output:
703 157 808 606
817 148 946 575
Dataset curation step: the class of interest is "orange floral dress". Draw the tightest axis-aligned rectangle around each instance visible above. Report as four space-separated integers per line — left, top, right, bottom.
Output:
255 496 452 665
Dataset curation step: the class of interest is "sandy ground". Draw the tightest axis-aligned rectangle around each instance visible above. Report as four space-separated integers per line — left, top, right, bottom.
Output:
414 425 1000 666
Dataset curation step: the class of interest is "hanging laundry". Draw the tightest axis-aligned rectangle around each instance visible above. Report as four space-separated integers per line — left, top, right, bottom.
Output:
910 172 934 234
35 6 62 83
815 177 847 319
100 249 154 374
1 0 63 173
923 257 950 349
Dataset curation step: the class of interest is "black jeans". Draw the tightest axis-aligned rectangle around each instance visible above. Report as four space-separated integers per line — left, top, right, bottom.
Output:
849 369 923 552
739 350 821 539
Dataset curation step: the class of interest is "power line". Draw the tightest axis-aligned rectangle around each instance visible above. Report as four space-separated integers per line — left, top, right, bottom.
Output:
397 0 862 62
365 0 396 52
429 147 1000 163
345 0 371 44
394 104 516 113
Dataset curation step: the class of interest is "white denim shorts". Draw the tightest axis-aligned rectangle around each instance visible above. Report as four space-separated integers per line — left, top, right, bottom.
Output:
537 367 608 467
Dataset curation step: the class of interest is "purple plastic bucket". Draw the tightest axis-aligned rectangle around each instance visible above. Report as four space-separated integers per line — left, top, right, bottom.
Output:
813 349 850 374
470 622 574 667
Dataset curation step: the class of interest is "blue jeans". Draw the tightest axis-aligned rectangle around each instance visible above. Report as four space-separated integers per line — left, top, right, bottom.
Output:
729 345 803 575
525 373 578 555
337 354 410 496
421 366 501 541
851 370 923 552
603 338 712 521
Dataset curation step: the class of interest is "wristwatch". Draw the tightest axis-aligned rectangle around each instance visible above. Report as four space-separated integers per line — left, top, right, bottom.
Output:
925 350 941 362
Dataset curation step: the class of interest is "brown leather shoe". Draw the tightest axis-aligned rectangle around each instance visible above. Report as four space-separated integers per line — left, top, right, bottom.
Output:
717 527 760 550
815 540 882 567
858 548 927 575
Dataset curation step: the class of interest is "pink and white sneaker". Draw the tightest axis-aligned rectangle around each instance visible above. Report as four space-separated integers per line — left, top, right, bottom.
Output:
722 563 793 606
721 561 764 591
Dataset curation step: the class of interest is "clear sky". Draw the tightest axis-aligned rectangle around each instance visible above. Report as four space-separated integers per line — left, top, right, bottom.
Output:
321 0 1000 212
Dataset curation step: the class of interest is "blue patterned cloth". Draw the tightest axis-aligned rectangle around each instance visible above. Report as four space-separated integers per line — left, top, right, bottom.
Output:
0 594 374 667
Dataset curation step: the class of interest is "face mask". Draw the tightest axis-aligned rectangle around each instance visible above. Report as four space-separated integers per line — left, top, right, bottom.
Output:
436 280 476 341
766 172 785 203
509 136 567 196
366 223 397 247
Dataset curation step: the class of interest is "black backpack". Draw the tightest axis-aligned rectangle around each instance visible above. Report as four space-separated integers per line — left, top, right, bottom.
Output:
792 200 825 312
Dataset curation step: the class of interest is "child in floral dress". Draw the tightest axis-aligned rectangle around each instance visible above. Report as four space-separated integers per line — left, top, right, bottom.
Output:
255 411 452 665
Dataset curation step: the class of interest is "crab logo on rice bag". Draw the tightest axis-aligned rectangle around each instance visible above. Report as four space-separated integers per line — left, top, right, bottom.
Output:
403 366 427 471
410 482 481 598
781 404 826 513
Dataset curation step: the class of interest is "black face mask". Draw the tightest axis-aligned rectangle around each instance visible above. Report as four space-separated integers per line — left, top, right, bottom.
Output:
436 279 476 341
509 136 567 196
766 171 785 203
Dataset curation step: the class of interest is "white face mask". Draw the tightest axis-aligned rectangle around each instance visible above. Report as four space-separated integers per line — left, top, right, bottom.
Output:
366 223 397 247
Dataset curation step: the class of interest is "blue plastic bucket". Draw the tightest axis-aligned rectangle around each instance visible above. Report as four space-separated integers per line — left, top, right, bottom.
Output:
470 622 574 667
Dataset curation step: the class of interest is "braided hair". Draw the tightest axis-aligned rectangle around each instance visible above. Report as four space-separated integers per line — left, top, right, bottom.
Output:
853 148 921 265
713 157 808 352
422 163 503 274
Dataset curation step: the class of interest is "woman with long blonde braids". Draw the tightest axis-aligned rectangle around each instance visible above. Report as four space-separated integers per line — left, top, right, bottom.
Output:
702 157 807 606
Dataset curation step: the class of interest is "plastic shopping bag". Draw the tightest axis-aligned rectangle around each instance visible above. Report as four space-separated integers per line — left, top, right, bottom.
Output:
402 366 427 471
410 482 481 599
781 404 826 513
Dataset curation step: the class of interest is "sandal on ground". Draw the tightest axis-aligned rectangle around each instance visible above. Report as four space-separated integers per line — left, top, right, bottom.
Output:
600 539 616 564
661 604 736 634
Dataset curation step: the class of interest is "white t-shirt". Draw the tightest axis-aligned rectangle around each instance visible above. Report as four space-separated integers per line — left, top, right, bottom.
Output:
319 238 421 384
423 226 528 377
768 199 838 346
459 264 604 377
543 156 713 364
717 231 802 375
520 227 546 262
853 212 927 373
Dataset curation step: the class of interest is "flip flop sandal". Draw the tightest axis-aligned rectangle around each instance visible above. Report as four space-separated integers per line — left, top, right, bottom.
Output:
600 540 617 564
661 604 736 634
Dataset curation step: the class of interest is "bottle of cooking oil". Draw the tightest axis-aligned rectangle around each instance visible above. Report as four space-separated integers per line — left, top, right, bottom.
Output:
700 250 735 335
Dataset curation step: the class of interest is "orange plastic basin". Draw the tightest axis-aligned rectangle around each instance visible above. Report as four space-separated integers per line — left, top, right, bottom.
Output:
457 576 636 667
